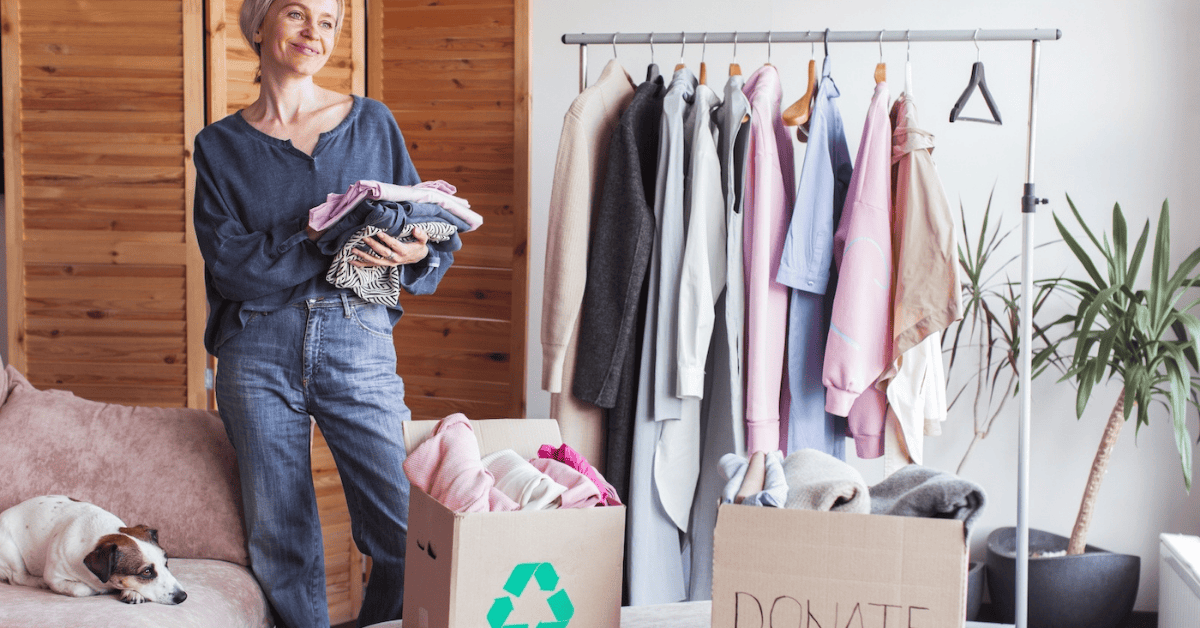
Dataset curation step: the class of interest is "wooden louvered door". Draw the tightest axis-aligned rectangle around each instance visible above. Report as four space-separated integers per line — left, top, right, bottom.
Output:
1 0 205 408
369 0 530 422
205 0 367 623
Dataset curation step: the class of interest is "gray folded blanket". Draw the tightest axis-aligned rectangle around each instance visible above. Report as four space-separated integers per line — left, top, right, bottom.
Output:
782 449 871 514
868 464 987 540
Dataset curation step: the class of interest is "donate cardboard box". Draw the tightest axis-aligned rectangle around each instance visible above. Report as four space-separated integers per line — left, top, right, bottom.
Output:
712 504 968 628
401 418 626 628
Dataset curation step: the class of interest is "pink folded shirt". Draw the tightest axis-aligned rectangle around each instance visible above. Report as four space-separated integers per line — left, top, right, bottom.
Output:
529 458 604 509
308 179 483 233
537 443 622 506
402 413 518 513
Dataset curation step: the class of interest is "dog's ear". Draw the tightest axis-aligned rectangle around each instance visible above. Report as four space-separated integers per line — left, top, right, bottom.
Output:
84 542 121 584
120 525 160 546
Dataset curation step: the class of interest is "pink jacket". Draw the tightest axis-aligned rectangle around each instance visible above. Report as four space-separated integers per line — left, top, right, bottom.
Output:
402 413 518 513
742 65 796 454
823 82 893 458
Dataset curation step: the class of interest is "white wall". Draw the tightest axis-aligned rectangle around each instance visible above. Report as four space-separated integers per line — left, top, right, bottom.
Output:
528 0 1200 610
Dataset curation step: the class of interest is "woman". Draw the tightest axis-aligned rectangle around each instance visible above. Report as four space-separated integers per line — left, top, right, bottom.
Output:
192 0 439 625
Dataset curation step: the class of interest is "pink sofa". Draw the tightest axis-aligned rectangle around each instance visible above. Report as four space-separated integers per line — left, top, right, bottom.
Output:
0 365 271 628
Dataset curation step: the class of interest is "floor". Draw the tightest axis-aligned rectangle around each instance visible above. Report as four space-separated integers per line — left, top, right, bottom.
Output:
334 609 1160 628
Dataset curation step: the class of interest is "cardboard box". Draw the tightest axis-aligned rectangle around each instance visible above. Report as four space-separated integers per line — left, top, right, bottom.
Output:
712 505 967 628
401 419 626 628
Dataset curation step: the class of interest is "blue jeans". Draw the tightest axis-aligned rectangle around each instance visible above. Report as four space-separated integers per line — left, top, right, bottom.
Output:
215 294 410 628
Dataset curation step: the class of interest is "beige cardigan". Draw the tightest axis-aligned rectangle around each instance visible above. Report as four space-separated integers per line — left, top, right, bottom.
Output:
541 60 635 468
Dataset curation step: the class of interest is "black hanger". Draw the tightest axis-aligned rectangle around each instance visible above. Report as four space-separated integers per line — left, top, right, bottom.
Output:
949 62 1002 125
950 31 1001 125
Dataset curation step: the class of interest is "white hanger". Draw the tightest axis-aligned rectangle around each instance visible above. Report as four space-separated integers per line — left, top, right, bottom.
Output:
905 30 913 96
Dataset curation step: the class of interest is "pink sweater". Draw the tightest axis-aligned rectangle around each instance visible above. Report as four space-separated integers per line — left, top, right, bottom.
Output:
823 82 893 458
742 65 796 454
402 413 518 513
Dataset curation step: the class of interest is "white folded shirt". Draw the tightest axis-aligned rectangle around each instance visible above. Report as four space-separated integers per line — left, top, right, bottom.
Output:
481 449 569 510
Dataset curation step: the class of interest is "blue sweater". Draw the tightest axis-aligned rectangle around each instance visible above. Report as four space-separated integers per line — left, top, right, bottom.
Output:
193 96 448 355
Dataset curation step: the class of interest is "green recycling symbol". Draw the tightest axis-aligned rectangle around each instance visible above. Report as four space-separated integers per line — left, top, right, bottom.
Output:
486 562 574 628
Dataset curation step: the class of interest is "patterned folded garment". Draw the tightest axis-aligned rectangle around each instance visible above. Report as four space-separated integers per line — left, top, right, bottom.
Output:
327 222 459 306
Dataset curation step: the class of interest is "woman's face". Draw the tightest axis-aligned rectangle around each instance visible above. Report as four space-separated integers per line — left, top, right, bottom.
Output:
256 0 340 79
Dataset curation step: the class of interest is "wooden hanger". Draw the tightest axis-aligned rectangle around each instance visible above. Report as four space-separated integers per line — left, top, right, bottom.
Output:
790 31 828 140
782 41 817 127
949 31 1002 124
729 31 742 76
698 33 708 85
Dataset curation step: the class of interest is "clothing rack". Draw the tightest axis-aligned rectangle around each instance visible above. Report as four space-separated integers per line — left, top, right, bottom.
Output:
562 28 1061 628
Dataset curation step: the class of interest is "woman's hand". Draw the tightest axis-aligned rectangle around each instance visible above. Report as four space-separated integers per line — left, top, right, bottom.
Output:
350 227 429 268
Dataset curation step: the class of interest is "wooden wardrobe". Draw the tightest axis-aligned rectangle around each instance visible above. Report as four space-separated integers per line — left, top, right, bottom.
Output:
2 0 530 622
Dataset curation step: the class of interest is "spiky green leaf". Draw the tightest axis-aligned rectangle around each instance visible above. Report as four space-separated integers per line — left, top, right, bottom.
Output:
1054 211 1108 289
1164 358 1194 491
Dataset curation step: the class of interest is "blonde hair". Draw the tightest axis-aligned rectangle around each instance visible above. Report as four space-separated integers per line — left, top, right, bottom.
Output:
239 0 344 56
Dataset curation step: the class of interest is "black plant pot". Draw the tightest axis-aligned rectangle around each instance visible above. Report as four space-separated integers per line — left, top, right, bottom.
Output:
985 527 1139 628
967 561 985 621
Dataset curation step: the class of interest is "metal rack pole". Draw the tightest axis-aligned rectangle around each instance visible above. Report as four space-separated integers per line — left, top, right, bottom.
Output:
563 28 1062 46
1017 38 1045 628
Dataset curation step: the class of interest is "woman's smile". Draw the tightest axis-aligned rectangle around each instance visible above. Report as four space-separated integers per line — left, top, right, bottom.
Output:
290 41 320 55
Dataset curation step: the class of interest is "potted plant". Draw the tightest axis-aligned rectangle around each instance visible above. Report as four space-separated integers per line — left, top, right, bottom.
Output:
986 196 1200 628
945 190 1066 475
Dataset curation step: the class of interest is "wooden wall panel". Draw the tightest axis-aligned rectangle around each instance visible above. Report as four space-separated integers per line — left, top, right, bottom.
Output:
370 0 530 422
205 1 367 624
2 0 205 408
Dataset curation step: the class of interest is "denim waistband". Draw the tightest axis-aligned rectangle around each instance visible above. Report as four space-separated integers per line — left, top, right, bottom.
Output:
291 293 373 315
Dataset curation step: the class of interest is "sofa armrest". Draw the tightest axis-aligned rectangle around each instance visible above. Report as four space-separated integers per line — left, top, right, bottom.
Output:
0 366 248 566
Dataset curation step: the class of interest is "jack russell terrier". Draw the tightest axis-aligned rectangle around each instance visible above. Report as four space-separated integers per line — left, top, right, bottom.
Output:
0 495 187 604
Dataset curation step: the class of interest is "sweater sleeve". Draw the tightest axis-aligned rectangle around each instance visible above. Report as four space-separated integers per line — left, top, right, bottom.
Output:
192 138 331 304
542 104 594 393
676 114 726 398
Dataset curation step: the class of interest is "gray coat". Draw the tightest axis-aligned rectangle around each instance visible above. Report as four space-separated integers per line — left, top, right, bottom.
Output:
573 76 665 501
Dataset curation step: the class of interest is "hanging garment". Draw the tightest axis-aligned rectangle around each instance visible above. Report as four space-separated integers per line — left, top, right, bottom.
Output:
742 64 796 455
542 59 636 470
677 81 726 401
685 72 751 603
880 93 962 474
775 56 852 458
822 81 893 459
656 74 723 537
572 76 665 501
882 334 947 473
627 67 697 606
